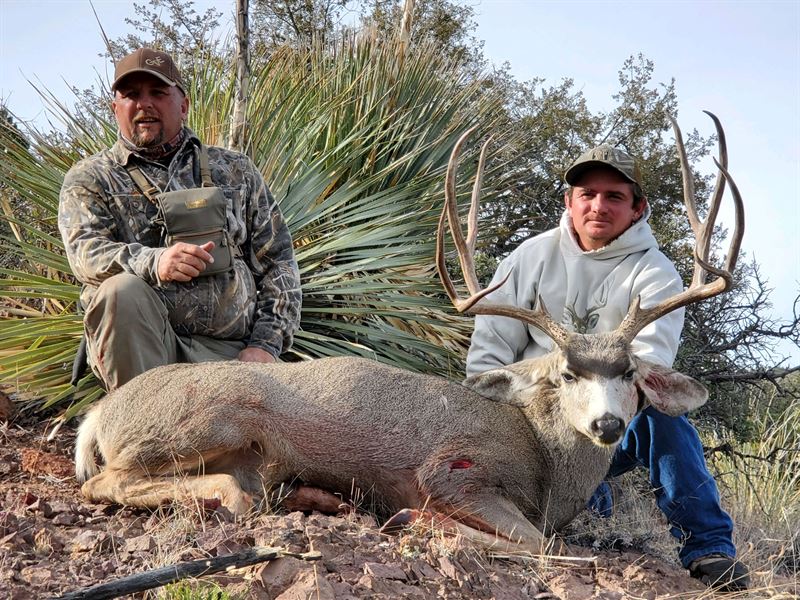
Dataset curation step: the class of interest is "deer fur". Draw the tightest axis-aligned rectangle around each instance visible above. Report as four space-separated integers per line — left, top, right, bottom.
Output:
76 335 706 553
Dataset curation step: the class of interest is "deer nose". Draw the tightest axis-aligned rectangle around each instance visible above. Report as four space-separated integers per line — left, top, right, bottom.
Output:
591 413 625 444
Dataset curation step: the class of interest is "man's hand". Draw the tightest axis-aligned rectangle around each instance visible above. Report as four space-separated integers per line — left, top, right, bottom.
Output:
238 347 277 363
158 241 215 282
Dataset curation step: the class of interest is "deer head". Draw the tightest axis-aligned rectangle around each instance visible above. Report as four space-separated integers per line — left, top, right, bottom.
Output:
437 114 744 447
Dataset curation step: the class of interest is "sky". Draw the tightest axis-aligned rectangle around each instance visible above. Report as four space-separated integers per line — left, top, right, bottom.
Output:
1 0 799 362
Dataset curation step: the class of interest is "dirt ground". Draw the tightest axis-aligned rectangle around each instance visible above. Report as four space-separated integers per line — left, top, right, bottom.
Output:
0 418 795 599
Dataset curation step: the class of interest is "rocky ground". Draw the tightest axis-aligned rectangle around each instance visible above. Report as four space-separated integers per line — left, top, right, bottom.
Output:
0 416 796 599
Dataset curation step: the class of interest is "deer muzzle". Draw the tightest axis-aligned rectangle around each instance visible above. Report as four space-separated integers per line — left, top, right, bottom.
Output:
590 413 625 445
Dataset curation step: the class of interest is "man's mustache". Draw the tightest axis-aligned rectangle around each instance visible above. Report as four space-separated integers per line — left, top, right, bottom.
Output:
133 113 160 123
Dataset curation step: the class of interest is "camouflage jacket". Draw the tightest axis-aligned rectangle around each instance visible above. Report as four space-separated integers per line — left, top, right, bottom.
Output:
58 129 301 358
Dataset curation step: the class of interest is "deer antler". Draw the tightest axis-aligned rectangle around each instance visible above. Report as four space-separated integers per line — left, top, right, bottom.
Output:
436 128 570 349
618 111 745 342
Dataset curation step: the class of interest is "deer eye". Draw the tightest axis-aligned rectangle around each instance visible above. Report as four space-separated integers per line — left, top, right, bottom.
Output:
623 369 636 381
561 372 576 383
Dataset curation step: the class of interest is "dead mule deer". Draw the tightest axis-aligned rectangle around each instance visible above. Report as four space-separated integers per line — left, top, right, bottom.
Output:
75 112 743 554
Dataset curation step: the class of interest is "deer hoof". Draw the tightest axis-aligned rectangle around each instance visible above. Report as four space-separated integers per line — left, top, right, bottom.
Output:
380 508 422 535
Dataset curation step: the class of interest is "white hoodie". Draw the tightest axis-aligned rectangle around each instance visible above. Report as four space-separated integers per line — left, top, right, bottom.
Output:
466 206 684 376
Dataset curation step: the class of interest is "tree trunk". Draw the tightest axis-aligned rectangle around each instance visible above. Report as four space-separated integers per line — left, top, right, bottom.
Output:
396 0 415 66
229 0 250 152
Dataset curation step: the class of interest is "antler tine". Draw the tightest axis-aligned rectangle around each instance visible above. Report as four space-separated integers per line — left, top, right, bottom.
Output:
466 135 492 255
619 113 745 342
436 128 571 348
669 116 703 237
444 127 483 296
671 112 730 287
437 126 506 311
702 111 730 276
713 157 745 275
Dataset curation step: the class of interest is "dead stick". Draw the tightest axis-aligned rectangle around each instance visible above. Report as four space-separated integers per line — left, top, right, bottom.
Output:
54 546 321 600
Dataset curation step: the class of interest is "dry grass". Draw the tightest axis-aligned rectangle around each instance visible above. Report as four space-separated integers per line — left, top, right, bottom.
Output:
134 499 248 599
709 401 800 597
563 471 681 561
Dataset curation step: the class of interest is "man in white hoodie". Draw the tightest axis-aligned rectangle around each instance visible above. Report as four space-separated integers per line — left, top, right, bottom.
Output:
466 145 749 591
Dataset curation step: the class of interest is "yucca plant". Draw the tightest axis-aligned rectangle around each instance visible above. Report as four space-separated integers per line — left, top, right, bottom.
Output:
0 32 511 419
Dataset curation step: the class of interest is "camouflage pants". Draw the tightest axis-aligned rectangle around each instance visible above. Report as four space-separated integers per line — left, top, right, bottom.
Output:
83 273 245 391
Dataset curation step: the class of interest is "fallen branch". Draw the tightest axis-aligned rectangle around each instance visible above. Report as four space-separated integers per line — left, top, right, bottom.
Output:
54 545 321 600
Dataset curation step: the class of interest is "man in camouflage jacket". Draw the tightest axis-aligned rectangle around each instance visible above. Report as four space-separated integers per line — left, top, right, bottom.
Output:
58 48 301 390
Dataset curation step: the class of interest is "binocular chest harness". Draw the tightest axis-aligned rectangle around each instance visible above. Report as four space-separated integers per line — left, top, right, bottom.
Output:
126 144 238 277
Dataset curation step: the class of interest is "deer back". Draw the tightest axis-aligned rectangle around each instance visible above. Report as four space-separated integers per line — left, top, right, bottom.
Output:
86 356 557 514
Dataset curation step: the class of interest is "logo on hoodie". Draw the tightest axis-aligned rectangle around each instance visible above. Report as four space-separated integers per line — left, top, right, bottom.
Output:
563 285 610 333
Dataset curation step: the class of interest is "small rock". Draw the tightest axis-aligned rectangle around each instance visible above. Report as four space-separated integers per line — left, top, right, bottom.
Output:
437 555 461 580
227 581 270 600
123 533 156 554
46 500 74 516
52 513 76 526
275 570 335 600
356 530 382 545
316 542 354 571
20 493 39 507
92 504 117 518
272 512 307 532
17 565 53 586
363 561 408 581
34 528 63 554
118 516 147 536
70 530 109 554
408 559 439 581
0 511 19 536
305 529 333 549
208 504 235 523
0 391 14 421
89 564 112 580
0 531 22 550
194 529 227 552
253 556 306 597
213 537 250 556
27 499 54 518
329 579 358 599
357 574 422 596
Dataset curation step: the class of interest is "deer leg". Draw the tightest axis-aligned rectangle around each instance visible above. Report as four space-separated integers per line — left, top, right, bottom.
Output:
382 496 561 555
381 508 521 550
81 468 253 515
281 485 348 514
454 493 566 554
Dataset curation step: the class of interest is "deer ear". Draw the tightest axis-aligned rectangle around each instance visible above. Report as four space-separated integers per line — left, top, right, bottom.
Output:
635 359 708 416
463 368 529 408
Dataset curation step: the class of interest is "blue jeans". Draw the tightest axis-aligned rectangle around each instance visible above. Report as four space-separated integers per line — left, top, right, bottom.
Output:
587 407 736 568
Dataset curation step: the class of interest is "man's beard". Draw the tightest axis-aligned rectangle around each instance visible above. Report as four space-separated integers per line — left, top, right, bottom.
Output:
130 127 164 148
120 126 186 160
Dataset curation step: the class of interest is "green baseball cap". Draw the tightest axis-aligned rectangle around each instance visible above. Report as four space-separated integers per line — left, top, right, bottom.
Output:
564 144 642 189
111 48 185 95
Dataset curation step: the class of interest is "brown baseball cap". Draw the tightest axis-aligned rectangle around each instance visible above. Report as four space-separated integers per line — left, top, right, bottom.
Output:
111 48 185 94
564 144 642 190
